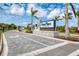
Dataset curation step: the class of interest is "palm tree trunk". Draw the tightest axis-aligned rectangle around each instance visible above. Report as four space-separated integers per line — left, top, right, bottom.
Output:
53 20 56 31
70 3 76 17
65 3 69 38
31 15 33 31
78 17 79 32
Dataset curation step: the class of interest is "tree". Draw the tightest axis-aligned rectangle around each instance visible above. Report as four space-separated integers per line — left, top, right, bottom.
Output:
8 24 17 30
76 10 79 32
70 3 76 17
69 3 79 32
53 16 61 31
70 3 79 33
31 7 38 31
47 9 63 31
65 3 72 38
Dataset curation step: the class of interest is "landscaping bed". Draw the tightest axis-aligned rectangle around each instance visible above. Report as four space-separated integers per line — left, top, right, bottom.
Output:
55 34 79 42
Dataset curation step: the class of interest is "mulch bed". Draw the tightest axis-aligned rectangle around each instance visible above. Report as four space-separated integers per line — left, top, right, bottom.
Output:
55 35 79 42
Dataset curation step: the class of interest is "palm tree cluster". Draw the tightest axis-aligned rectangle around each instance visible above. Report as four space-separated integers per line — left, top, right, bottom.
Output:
65 3 79 38
29 3 79 39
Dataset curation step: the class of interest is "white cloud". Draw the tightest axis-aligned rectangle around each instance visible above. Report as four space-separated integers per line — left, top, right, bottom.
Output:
26 4 37 14
22 22 27 25
47 8 61 19
27 4 37 10
7 4 25 16
47 8 73 20
59 13 65 19
73 3 79 9
35 7 48 18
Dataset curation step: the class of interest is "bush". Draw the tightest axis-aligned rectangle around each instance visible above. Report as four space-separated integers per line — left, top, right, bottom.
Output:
26 30 32 33
57 26 65 32
57 26 78 33
70 27 77 33
0 23 17 32
25 25 32 33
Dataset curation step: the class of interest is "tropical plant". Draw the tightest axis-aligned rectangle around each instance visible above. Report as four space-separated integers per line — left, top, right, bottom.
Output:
31 7 38 31
70 27 77 33
69 3 79 33
76 10 79 32
53 16 61 31
65 3 72 38
0 23 17 32
48 8 63 31
25 24 32 33
70 3 76 17
57 26 65 32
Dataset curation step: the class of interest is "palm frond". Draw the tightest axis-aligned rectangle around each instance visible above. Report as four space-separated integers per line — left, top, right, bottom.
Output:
31 8 38 16
76 10 79 17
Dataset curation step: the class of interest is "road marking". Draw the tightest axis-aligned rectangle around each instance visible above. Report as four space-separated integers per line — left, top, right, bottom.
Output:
17 42 69 56
23 36 48 47
9 35 19 38
68 49 79 56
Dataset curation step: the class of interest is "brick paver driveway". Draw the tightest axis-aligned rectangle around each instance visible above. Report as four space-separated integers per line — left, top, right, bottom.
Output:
4 30 79 56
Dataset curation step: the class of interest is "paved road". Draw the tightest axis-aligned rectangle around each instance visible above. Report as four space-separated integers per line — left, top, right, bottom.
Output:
4 30 79 56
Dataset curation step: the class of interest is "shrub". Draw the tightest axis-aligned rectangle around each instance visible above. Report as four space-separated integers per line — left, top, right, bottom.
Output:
0 23 17 32
25 25 32 33
69 27 77 33
57 26 65 32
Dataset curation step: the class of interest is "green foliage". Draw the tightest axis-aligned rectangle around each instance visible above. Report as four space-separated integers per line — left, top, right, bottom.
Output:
76 10 79 17
57 26 77 33
31 8 38 16
8 24 17 30
25 25 32 33
57 26 65 32
0 23 17 32
69 27 77 33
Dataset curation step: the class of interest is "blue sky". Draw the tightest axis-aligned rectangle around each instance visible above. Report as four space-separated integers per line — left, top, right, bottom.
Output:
0 3 78 27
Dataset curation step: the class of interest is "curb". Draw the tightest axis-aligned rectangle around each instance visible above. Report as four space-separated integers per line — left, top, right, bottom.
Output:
20 31 79 44
0 33 8 56
32 33 79 44
0 34 3 55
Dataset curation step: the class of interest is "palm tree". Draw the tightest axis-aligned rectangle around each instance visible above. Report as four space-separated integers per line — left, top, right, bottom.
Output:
65 3 72 38
70 3 79 32
65 3 69 38
30 7 38 31
47 9 63 31
76 10 79 32
53 16 61 31
33 16 41 30
70 3 76 17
